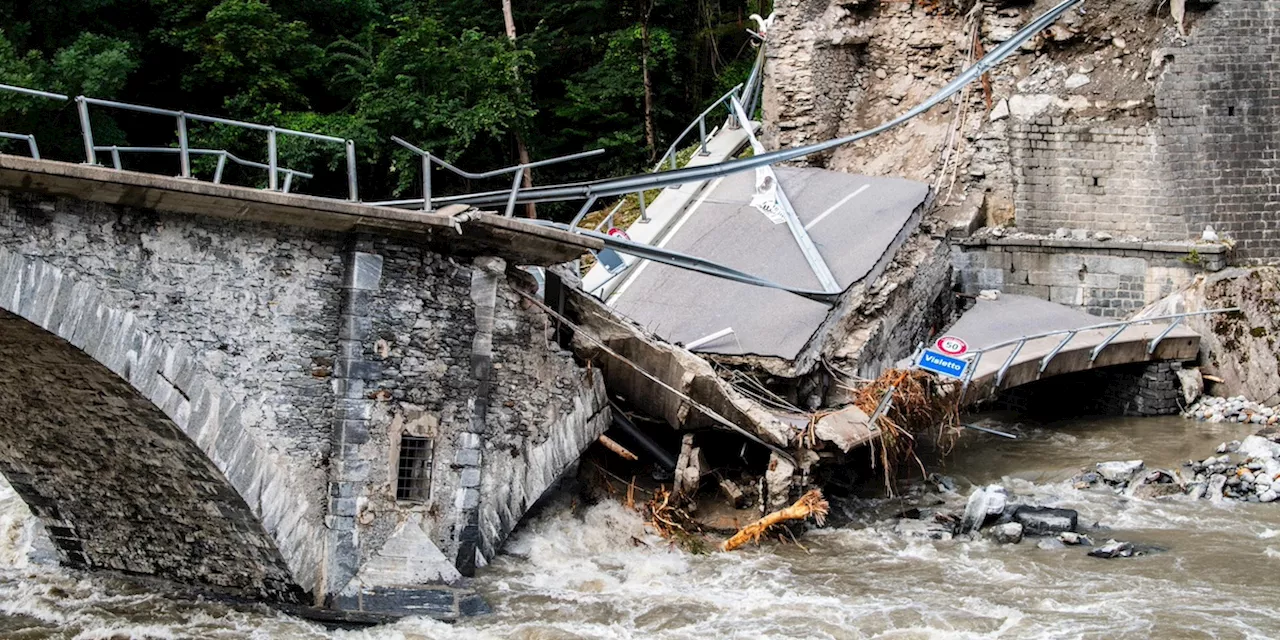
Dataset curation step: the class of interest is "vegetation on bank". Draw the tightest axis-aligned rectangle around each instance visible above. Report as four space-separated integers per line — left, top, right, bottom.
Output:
0 0 770 215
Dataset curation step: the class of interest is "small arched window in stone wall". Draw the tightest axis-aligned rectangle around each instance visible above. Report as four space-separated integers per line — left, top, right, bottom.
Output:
395 436 433 502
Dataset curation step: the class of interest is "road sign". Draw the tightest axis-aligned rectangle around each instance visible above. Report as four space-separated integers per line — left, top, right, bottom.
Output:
935 335 968 356
917 349 969 379
607 227 631 240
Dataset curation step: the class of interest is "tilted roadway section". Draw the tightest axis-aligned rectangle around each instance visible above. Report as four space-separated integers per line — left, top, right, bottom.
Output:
943 295 1201 404
602 166 929 360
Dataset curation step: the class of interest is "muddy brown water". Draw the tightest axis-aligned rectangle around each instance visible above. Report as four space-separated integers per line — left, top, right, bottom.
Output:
3 414 1280 639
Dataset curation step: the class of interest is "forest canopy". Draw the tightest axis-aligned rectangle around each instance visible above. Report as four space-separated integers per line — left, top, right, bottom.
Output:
0 0 770 212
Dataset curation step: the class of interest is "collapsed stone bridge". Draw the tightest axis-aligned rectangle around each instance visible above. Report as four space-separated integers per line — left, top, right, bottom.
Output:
0 156 611 619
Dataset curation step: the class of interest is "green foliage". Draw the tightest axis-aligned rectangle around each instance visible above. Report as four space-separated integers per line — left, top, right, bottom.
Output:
0 0 764 209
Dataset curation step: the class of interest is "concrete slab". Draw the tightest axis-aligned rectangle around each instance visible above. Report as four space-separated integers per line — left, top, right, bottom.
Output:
945 295 1104 351
607 167 928 359
939 295 1201 404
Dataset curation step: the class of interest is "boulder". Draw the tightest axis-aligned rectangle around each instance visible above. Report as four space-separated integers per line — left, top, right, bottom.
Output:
1012 506 1078 535
1088 539 1135 559
991 522 1024 544
1096 460 1145 484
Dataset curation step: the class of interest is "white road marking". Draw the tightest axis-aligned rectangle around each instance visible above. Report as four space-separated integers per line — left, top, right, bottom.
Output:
803 184 870 231
609 177 725 304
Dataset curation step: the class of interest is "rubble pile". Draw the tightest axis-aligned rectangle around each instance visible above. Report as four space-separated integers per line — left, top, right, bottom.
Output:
1184 395 1279 426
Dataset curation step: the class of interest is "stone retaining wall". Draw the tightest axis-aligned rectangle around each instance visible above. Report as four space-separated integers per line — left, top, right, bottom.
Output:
953 236 1227 318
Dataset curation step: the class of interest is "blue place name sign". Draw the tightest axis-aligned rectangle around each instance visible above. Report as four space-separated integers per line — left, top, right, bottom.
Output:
917 349 969 379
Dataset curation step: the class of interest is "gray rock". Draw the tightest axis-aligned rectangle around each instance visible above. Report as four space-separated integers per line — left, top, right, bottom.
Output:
1207 474 1228 502
1037 538 1065 550
991 522 1024 544
1012 506 1079 536
1261 490 1278 503
1088 539 1135 559
1058 532 1090 546
1096 460 1144 484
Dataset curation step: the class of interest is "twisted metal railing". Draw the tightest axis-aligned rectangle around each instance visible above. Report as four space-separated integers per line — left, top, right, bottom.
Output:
365 137 604 217
957 307 1239 394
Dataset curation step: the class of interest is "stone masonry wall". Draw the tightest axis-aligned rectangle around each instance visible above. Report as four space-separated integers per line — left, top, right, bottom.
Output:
0 310 302 599
0 188 608 608
953 236 1226 318
1155 0 1280 264
1010 119 1182 238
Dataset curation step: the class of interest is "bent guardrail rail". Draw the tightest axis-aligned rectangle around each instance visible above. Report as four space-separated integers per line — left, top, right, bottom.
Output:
428 0 1082 212
956 307 1238 397
365 136 604 217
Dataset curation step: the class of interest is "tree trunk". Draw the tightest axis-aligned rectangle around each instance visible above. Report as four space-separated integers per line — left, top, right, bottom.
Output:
501 0 537 218
641 4 657 161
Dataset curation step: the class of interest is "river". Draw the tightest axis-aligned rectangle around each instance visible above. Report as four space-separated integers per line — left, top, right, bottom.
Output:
3 413 1280 639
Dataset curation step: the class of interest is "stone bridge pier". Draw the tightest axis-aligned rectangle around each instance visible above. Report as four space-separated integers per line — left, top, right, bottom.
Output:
0 158 611 619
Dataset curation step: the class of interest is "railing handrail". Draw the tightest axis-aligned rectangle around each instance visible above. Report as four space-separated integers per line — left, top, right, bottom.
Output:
385 135 604 216
960 308 1238 360
78 96 344 144
93 145 314 178
0 83 68 101
653 83 744 172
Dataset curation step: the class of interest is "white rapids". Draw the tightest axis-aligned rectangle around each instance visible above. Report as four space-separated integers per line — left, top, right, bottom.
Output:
3 414 1280 639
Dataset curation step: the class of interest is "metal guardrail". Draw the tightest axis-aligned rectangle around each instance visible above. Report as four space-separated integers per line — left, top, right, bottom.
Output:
74 96 357 201
957 307 1239 393
0 83 70 161
94 146 313 191
366 136 604 217
585 77 759 235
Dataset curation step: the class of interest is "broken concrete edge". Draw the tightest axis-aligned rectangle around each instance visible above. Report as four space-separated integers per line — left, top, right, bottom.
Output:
0 155 602 266
563 284 878 459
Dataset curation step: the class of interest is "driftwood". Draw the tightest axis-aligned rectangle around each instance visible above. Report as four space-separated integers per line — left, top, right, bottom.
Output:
721 489 829 552
597 434 639 461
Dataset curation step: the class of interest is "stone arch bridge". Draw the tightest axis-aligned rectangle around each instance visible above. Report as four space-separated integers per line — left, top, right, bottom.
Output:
0 155 611 620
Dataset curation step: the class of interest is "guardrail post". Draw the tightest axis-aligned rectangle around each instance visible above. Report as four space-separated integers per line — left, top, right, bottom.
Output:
1038 330 1078 374
75 97 96 164
1148 317 1183 355
109 147 122 170
267 127 278 191
345 139 358 202
568 195 598 231
213 153 227 183
421 154 433 212
25 135 39 160
698 116 709 156
668 150 678 171
504 167 524 218
1090 324 1129 363
995 340 1026 388
176 113 191 178
282 172 294 193
638 190 649 222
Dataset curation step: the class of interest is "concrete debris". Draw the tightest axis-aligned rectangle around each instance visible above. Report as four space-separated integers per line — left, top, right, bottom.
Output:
1095 460 1145 485
991 522 1024 544
1088 539 1135 559
1011 506 1078 535
1064 73 1092 90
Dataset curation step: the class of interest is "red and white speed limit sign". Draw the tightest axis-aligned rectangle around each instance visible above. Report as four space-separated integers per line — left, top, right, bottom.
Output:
935 336 968 356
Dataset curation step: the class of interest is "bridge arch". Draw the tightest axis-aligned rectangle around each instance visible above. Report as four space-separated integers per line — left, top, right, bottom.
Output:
0 249 324 601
